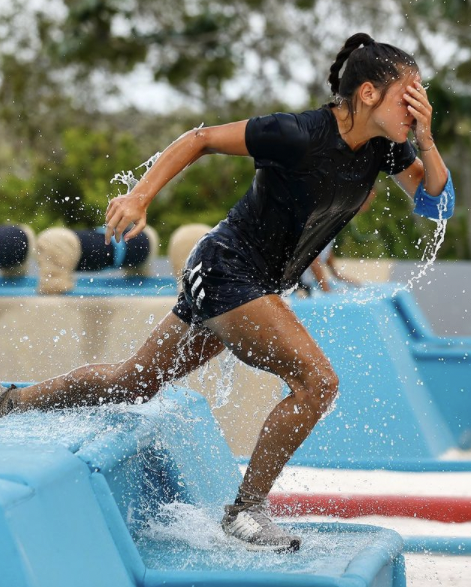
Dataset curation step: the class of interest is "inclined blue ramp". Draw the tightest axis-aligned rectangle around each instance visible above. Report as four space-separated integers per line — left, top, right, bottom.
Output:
289 286 460 466
391 288 471 449
0 386 406 587
412 342 471 449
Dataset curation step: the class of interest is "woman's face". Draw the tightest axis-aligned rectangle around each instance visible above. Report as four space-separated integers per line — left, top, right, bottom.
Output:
370 70 420 143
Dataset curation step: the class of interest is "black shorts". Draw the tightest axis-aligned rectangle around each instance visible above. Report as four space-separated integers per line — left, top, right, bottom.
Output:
172 223 280 326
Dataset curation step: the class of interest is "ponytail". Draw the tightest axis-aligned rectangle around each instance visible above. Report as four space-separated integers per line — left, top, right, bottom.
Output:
328 33 375 95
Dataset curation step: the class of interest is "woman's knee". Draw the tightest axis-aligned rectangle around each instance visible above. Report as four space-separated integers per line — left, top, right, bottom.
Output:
109 362 163 402
290 363 339 413
317 367 340 408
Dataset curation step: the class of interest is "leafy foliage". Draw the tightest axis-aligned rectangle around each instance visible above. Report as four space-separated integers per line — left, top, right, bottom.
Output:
0 0 470 257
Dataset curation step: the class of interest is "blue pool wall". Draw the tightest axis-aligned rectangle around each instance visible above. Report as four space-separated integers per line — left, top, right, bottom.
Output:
0 275 178 297
286 285 471 469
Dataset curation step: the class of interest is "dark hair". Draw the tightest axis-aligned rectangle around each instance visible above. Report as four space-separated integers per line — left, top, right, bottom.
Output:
328 33 418 128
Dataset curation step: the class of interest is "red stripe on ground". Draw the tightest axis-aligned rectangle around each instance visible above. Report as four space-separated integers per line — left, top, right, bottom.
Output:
268 493 471 523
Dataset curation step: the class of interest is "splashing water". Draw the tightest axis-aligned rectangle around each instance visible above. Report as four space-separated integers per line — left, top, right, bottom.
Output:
0 403 146 450
144 502 224 551
110 123 204 194
110 151 162 194
213 351 238 408
352 217 447 307
350 180 449 306
392 216 447 296
175 328 237 410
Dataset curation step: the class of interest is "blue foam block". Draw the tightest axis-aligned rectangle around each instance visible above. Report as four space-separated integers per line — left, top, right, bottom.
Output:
0 386 408 587
76 388 243 513
0 445 136 587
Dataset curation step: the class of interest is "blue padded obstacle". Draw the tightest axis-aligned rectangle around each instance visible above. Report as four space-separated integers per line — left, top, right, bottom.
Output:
288 285 471 470
393 292 471 450
0 387 406 587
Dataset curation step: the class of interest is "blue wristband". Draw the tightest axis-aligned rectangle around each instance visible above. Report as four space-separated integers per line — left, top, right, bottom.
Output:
413 170 455 221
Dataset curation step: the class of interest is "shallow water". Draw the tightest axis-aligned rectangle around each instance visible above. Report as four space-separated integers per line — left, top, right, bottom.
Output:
0 404 143 449
136 503 376 576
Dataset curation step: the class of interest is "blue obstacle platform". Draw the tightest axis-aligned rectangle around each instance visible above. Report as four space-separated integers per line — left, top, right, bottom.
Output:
393 292 471 450
287 285 471 471
0 275 178 296
0 386 406 587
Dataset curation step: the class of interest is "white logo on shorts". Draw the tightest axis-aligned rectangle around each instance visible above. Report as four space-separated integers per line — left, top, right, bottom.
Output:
188 262 206 309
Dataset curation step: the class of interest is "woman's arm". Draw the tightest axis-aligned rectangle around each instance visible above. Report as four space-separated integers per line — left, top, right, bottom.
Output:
105 120 249 244
394 81 448 199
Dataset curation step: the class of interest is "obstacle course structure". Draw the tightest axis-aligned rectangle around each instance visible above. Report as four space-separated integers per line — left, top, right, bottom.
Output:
286 285 471 469
1 280 470 585
0 387 406 587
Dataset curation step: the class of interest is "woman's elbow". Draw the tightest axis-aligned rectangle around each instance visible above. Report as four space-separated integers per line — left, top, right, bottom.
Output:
179 126 210 159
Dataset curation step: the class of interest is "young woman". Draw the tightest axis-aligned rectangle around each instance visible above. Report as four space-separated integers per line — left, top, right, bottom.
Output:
1 32 454 552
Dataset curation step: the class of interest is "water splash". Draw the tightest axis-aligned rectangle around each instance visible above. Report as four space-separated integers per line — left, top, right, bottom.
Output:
350 190 448 306
349 143 449 303
0 403 143 448
392 215 447 296
213 352 237 408
138 501 376 575
144 502 224 551
110 151 162 194
110 123 204 194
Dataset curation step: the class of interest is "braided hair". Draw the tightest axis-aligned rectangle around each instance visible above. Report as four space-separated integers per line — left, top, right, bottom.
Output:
328 33 418 128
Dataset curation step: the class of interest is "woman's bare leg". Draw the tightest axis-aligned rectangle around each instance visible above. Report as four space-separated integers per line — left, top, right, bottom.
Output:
205 294 339 500
15 311 224 411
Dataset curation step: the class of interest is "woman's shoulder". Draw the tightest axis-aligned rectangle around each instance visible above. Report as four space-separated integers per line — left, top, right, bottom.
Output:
247 105 329 137
244 105 335 168
270 106 331 152
294 105 332 132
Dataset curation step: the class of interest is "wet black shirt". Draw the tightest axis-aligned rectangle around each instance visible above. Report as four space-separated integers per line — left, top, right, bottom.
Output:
223 104 416 289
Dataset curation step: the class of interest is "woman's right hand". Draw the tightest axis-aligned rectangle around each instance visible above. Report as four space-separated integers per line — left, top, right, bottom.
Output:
104 119 248 245
105 192 148 244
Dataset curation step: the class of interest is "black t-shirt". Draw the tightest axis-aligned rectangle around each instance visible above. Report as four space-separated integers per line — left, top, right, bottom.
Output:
223 104 416 289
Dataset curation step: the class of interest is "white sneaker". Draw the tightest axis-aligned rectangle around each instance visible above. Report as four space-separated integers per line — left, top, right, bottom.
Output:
221 501 301 552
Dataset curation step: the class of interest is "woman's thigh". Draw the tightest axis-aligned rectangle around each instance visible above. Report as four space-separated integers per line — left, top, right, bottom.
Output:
204 294 338 398
116 310 225 391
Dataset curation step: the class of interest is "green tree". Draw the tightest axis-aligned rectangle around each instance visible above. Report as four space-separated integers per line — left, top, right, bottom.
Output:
0 0 470 258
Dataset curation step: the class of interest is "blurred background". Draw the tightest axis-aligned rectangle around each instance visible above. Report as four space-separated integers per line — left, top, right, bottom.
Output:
1 9 471 586
0 0 470 257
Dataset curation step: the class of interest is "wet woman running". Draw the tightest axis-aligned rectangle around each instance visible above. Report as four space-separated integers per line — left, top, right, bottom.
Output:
0 33 455 552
